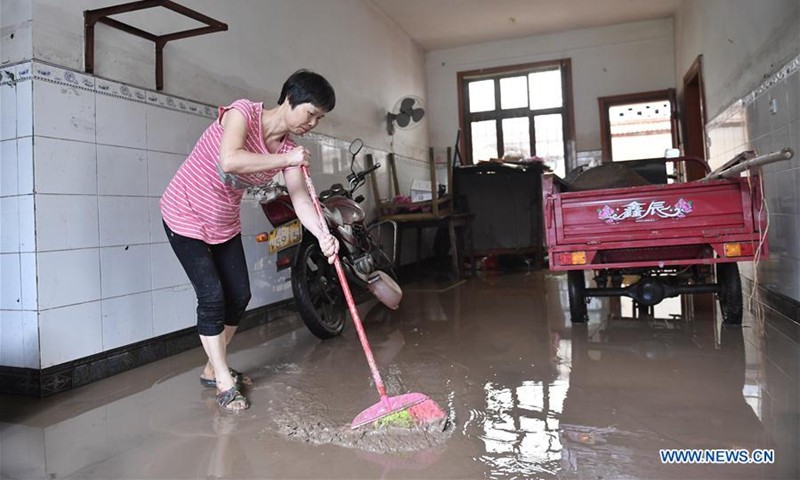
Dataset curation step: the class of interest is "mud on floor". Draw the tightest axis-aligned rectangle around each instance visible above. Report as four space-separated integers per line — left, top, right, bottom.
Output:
253 377 455 455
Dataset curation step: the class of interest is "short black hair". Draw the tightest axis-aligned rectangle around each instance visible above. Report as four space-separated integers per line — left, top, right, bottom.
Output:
278 69 335 112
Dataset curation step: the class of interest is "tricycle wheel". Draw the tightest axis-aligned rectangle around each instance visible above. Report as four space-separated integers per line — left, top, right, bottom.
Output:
567 270 588 323
717 262 742 325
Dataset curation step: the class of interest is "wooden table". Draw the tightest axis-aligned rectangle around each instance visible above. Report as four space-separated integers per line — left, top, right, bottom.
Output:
386 212 475 279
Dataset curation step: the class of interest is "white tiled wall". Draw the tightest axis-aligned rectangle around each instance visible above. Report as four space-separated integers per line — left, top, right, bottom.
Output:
4 60 395 370
707 53 800 303
24 62 216 367
34 137 97 194
33 81 96 143
1 63 38 369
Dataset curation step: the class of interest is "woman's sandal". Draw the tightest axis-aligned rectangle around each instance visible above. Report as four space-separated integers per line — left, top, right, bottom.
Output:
216 387 250 412
200 368 252 389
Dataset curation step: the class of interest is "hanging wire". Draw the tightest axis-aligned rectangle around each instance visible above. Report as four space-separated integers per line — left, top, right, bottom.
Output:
745 168 769 336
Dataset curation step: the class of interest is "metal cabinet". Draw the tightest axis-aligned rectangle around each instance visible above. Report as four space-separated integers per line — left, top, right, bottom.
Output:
453 161 546 266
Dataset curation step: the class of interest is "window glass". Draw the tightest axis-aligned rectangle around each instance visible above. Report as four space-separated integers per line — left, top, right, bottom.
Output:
529 69 562 110
502 117 530 159
471 120 497 162
500 76 528 110
460 60 571 168
468 80 495 113
534 114 565 177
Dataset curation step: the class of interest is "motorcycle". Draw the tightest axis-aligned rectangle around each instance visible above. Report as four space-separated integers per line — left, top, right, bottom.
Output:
253 139 402 339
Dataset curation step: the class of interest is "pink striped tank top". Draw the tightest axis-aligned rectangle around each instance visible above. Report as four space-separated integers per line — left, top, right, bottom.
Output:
160 99 296 244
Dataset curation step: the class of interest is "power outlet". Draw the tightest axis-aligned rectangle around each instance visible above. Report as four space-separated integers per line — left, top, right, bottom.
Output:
769 97 778 115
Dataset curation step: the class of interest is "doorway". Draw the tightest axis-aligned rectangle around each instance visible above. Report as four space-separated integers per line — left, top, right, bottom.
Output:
598 89 678 163
682 55 708 180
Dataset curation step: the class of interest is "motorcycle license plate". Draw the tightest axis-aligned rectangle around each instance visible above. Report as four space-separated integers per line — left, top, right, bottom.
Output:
268 219 302 254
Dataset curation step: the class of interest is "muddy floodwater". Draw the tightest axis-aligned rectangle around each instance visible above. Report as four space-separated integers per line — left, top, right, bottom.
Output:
1 272 797 479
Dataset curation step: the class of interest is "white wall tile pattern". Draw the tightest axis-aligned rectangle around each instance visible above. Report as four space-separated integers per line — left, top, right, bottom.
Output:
1 139 18 196
0 81 16 140
1 197 20 253
33 81 95 143
146 151 184 197
17 194 34 253
0 310 40 368
19 253 37 311
147 198 166 244
1 253 22 309
95 92 147 149
96 145 148 196
151 285 195 336
146 108 199 154
2 60 397 371
39 301 102 367
16 137 33 194
34 138 97 195
35 195 99 251
100 245 152 298
707 52 800 303
149 242 187 290
98 196 151 247
37 249 101 310
15 79 32 138
101 292 153 351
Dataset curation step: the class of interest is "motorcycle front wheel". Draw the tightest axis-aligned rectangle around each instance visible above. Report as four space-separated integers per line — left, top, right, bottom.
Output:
291 237 346 339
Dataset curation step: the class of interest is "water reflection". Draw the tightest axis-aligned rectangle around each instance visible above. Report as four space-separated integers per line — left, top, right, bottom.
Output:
560 314 774 478
1 271 794 479
460 274 568 478
473 379 566 478
465 272 780 478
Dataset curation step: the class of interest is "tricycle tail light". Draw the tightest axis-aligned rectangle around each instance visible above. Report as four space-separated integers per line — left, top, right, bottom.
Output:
558 251 587 265
723 242 754 257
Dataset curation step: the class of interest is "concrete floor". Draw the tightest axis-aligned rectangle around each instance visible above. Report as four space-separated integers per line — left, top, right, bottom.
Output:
1 271 798 479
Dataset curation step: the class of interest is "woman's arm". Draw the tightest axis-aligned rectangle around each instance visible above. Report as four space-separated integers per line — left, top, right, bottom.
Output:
284 167 339 261
218 109 308 174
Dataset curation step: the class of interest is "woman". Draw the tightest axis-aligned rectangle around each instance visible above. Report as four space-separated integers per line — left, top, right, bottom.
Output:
160 70 339 412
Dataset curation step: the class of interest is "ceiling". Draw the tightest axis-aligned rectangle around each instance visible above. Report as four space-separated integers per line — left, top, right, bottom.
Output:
369 0 682 51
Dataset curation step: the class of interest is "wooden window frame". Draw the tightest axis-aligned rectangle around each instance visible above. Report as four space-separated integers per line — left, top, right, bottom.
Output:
456 59 575 168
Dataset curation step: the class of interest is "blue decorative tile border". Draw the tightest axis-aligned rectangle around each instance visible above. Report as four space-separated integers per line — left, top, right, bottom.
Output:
708 51 800 132
742 51 800 108
1 60 434 165
2 60 427 167
0 59 217 119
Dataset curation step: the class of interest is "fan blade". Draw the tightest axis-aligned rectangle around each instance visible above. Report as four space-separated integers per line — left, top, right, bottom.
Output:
411 108 425 122
399 97 416 114
396 113 411 128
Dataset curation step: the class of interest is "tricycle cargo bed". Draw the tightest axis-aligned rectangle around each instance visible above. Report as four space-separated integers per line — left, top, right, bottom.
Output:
544 149 793 325
543 175 767 270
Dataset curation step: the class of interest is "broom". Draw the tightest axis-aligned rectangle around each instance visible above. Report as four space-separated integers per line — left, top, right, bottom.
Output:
300 166 447 430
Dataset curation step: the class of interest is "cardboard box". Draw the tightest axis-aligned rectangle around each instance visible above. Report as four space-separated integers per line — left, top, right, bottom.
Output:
410 179 432 202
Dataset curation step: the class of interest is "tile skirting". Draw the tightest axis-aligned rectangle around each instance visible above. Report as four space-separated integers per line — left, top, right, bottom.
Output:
0 300 296 398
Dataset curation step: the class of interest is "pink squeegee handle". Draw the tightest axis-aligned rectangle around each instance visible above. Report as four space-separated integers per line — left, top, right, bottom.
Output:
300 166 390 407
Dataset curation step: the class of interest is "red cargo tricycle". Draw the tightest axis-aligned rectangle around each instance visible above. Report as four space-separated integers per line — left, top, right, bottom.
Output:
542 149 793 324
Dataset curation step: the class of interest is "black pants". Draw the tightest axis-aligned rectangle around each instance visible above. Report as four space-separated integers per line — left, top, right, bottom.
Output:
164 221 251 336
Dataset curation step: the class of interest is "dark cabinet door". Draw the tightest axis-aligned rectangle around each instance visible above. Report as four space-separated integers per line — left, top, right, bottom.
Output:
454 162 545 259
